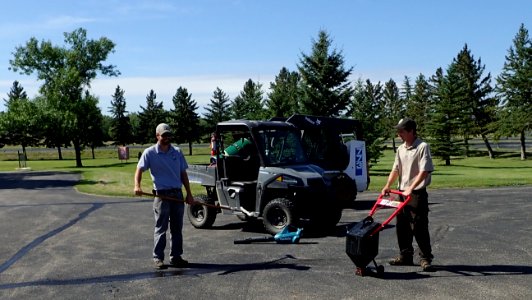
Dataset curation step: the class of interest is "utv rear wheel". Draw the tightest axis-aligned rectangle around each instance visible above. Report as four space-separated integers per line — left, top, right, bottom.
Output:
262 198 296 235
187 195 217 228
323 206 343 228
332 174 357 207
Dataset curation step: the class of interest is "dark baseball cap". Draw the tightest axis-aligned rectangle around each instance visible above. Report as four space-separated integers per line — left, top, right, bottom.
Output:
394 118 416 131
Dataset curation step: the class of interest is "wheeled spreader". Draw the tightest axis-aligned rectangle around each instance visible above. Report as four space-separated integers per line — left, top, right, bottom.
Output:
346 190 412 276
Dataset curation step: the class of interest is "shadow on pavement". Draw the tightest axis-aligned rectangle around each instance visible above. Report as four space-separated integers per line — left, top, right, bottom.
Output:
0 171 79 189
434 264 532 276
0 255 310 290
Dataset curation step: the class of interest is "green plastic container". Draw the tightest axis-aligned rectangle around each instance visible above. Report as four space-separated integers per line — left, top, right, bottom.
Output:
224 138 252 155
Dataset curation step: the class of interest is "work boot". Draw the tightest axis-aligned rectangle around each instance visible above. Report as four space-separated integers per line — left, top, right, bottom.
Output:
420 258 434 272
154 259 166 270
389 255 414 266
170 256 189 267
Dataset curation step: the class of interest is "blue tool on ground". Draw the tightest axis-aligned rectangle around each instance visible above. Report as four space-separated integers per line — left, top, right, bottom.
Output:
234 226 303 244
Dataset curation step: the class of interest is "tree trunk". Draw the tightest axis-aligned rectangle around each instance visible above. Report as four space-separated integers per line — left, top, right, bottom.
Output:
74 139 83 167
188 141 193 156
444 154 451 166
520 130 527 160
481 134 495 159
392 138 397 153
56 146 63 160
22 144 27 160
463 138 469 157
91 145 95 159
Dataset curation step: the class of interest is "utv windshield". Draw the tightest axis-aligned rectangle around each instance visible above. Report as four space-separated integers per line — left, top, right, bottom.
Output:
255 128 307 166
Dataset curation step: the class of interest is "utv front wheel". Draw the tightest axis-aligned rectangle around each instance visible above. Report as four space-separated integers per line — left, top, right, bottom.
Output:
262 198 296 235
187 195 217 228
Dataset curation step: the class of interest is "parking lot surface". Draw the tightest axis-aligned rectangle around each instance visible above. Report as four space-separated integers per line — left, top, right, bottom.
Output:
0 171 531 299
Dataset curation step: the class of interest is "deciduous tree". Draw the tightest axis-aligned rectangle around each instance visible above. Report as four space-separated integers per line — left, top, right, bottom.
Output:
9 28 119 167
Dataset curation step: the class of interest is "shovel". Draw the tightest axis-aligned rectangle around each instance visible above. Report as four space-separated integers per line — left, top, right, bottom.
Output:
138 191 254 217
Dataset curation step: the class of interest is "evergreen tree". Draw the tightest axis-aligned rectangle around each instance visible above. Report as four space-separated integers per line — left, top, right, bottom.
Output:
108 85 132 146
231 79 265 120
495 23 532 160
137 90 167 144
347 79 386 164
203 87 232 133
298 30 353 116
0 81 39 158
407 74 432 138
169 87 200 155
266 67 301 118
401 76 413 104
4 80 27 104
426 68 463 166
453 44 497 158
382 79 404 152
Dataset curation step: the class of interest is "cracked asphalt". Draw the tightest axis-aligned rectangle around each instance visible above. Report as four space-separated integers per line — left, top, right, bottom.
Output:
0 171 531 299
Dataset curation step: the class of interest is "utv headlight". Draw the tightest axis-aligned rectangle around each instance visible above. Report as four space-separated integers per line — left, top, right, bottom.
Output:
275 175 302 186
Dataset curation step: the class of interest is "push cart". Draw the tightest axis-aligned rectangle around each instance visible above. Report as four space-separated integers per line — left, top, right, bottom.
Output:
345 190 411 276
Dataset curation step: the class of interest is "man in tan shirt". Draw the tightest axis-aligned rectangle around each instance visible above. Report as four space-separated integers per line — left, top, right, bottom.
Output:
382 118 435 271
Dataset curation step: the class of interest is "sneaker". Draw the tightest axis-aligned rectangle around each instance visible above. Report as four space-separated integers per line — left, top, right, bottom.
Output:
154 259 166 270
420 259 434 272
169 256 189 267
389 255 414 266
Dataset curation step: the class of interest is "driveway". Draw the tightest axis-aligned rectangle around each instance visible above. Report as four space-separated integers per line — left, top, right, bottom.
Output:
0 171 531 299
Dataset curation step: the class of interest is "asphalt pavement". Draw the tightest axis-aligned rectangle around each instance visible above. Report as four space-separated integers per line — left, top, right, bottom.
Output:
0 171 531 299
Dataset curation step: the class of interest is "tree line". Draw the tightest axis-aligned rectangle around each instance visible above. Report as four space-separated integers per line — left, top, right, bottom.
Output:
0 25 530 168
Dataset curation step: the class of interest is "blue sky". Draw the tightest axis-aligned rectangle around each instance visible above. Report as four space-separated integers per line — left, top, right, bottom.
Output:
0 0 530 116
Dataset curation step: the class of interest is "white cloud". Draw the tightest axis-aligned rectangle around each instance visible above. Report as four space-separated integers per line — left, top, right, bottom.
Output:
42 15 98 29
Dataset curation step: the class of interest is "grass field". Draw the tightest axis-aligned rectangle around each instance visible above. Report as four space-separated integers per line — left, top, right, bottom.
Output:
1 144 531 198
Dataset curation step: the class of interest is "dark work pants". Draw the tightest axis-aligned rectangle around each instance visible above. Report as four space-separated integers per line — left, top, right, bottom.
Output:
396 189 434 261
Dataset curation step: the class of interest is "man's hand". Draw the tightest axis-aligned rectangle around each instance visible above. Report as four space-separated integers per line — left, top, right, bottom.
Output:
134 186 143 196
185 193 194 205
381 186 391 196
402 187 413 197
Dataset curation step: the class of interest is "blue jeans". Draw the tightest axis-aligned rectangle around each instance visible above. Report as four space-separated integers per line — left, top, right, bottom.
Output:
153 189 185 261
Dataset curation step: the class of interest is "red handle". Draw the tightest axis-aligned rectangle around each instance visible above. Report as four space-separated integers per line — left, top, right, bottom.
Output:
367 190 412 236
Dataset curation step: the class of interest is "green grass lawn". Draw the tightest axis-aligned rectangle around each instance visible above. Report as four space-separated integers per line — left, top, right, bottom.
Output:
1 146 531 198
